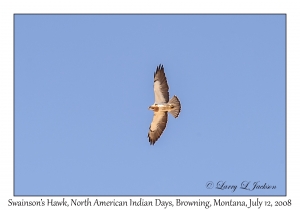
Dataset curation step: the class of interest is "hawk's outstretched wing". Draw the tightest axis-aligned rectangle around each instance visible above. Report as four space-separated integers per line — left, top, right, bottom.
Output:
154 65 169 103
148 111 168 145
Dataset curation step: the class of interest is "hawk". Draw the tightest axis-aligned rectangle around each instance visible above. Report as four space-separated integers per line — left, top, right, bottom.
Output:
148 64 181 145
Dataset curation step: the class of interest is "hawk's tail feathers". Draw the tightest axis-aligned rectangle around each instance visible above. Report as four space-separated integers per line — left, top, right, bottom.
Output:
169 95 181 118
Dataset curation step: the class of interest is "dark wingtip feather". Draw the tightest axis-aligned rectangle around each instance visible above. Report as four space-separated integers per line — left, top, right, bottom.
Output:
155 64 164 75
149 137 156 145
158 64 164 71
148 133 155 145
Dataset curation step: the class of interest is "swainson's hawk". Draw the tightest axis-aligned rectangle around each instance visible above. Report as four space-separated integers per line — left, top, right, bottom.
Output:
148 64 181 145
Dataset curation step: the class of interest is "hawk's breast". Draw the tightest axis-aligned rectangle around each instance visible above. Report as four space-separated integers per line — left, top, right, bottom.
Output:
157 104 172 111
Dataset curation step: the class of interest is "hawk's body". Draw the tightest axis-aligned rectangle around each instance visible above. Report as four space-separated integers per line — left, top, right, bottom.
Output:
148 64 181 145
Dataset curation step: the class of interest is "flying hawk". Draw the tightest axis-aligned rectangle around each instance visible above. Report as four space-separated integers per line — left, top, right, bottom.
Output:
148 64 181 145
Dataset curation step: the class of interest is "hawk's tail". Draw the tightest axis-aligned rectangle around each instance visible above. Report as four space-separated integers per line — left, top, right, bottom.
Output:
169 95 181 118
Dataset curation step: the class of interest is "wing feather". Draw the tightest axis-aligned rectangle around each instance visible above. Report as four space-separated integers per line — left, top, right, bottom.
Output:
148 111 168 145
154 64 169 103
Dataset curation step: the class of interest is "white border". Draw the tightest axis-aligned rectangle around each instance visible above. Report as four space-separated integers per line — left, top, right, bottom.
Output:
1 0 299 209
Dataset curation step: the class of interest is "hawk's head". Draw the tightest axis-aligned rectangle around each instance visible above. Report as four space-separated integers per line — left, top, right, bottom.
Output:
149 104 159 111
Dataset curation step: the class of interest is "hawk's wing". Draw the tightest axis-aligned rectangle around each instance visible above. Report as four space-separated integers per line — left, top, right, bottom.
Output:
148 111 168 145
154 64 169 103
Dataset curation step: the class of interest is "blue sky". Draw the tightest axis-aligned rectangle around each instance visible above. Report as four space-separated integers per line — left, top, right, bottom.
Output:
14 14 285 196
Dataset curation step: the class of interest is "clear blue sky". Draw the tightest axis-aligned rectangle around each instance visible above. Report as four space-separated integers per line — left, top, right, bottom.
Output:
15 14 285 196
